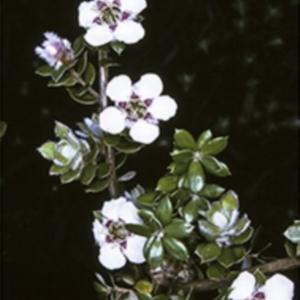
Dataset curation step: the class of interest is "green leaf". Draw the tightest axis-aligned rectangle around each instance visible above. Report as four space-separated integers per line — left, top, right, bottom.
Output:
171 149 193 164
253 269 266 285
195 243 222 263
67 87 97 105
52 65 67 82
126 224 152 237
115 153 128 169
201 155 231 177
182 200 199 223
104 135 121 146
187 161 205 193
206 262 226 280
217 246 246 268
168 162 188 175
232 227 254 245
162 236 189 261
84 63 96 86
80 164 97 185
157 176 179 192
284 241 297 258
111 41 126 55
134 280 153 294
72 35 85 57
164 219 194 238
35 65 53 77
49 164 69 175
198 220 220 239
201 136 229 155
154 295 170 300
85 178 109 193
200 184 225 199
284 221 300 244
220 190 239 212
37 141 56 160
0 121 7 139
146 237 164 269
97 163 110 179
137 293 153 300
77 51 88 74
174 129 197 150
60 169 81 184
155 197 173 225
116 143 143 154
137 193 158 206
54 121 70 138
48 74 77 87
196 130 213 149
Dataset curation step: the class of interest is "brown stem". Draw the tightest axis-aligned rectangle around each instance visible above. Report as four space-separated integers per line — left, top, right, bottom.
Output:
180 258 300 292
69 69 100 99
98 51 120 199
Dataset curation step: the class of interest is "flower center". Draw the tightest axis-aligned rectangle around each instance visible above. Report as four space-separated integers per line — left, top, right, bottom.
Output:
106 219 129 244
252 292 266 300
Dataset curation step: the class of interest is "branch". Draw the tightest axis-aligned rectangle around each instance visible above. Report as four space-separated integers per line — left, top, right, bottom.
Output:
98 51 120 199
69 69 100 99
180 258 300 292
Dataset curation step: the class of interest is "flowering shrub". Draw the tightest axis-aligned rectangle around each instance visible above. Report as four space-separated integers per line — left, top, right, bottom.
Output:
34 1 299 299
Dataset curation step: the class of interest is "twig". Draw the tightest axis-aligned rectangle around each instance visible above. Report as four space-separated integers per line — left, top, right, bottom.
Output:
69 69 100 99
180 258 300 291
98 51 120 199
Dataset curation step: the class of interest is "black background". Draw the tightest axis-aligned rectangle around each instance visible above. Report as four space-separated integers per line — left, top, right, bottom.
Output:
1 0 299 299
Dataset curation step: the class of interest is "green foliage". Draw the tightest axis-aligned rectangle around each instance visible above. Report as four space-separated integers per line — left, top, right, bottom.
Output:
284 220 300 257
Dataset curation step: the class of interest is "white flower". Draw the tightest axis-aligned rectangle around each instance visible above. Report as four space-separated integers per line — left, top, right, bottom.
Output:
35 32 74 69
228 271 294 300
93 197 147 270
99 73 177 144
78 0 146 47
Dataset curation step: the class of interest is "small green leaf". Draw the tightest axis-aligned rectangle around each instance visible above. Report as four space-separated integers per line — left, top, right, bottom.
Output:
201 155 231 177
67 87 97 105
284 221 300 244
80 164 97 185
220 190 239 212
155 196 173 225
200 184 225 199
116 143 143 154
48 75 77 87
162 236 189 261
115 153 128 169
187 161 205 193
157 176 179 192
60 169 81 184
137 193 158 206
164 219 194 238
111 41 126 55
126 224 152 237
168 162 188 175
103 135 121 146
35 65 53 77
196 130 213 149
206 262 226 280
96 163 110 179
54 121 70 138
73 35 85 57
84 62 96 86
37 141 56 160
171 149 193 164
154 295 170 300
284 241 297 258
182 200 199 223
134 280 153 294
232 227 254 245
77 51 88 74
174 129 197 150
217 246 246 268
253 269 266 285
146 237 164 269
201 136 229 155
85 178 109 193
195 243 222 263
137 292 153 300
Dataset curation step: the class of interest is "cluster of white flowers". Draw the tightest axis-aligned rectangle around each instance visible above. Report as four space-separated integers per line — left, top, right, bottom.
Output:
99 73 178 144
92 197 146 270
78 0 147 46
35 32 74 69
228 271 294 300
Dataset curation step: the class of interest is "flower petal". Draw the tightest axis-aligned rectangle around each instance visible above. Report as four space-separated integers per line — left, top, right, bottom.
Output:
123 235 147 264
130 120 159 144
99 243 126 270
78 1 98 28
93 220 107 246
114 20 145 45
147 96 177 121
120 201 143 224
84 25 113 47
134 73 163 100
99 107 126 135
106 75 132 101
120 0 147 14
102 197 127 221
228 271 255 300
264 274 294 300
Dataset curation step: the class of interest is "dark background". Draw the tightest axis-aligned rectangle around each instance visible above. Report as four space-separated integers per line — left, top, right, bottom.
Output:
1 0 299 299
